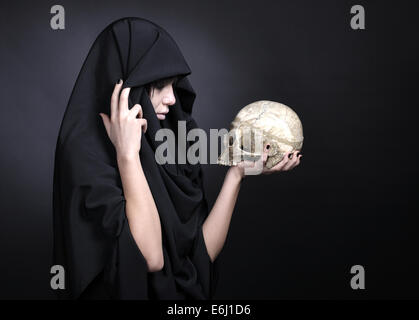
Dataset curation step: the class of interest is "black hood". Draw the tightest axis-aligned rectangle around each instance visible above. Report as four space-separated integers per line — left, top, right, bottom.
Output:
53 17 218 299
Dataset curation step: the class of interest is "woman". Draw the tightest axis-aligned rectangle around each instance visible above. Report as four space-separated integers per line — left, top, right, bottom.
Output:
52 17 301 300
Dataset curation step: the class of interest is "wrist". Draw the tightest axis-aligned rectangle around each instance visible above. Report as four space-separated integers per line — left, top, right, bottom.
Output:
117 152 139 164
227 166 244 183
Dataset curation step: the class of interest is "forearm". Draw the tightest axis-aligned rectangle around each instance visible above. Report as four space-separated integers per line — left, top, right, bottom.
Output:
117 154 164 272
202 167 243 262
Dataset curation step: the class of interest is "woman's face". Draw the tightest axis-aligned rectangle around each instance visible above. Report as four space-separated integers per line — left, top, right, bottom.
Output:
149 80 176 120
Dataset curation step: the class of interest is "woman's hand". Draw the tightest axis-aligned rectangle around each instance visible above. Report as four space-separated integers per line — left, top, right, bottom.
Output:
261 150 302 175
229 146 302 179
99 80 148 160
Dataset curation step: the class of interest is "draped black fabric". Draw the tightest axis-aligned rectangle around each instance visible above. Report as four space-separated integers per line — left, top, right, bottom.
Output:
52 17 219 300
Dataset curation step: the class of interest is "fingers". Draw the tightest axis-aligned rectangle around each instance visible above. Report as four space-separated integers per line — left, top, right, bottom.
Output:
130 104 146 133
129 104 143 119
286 151 302 171
263 150 303 175
294 152 302 167
119 87 131 116
283 151 299 170
138 118 148 133
111 80 123 120
272 151 291 171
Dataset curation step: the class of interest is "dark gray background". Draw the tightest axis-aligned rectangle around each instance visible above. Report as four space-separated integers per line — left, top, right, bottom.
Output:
0 0 418 299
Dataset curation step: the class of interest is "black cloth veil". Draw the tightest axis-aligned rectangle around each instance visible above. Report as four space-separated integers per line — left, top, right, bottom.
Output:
52 17 219 299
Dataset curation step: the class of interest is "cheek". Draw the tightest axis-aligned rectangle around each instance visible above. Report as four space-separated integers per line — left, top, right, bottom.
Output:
150 95 160 110
156 94 165 107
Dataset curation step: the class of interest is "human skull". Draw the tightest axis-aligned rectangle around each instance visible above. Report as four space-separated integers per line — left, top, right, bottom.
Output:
217 100 304 169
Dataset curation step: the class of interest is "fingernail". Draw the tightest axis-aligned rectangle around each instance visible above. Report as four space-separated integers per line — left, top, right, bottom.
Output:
117 79 122 84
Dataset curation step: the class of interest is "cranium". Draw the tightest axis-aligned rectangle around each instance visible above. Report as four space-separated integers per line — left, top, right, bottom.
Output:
217 100 304 169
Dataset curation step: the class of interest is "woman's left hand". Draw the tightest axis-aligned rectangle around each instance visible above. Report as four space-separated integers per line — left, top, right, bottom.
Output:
261 150 302 175
231 148 302 179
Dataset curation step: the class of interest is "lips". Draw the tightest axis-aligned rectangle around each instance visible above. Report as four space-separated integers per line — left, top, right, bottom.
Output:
156 108 169 120
157 112 167 120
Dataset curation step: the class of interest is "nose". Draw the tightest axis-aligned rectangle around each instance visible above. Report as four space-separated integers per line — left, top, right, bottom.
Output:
162 86 176 106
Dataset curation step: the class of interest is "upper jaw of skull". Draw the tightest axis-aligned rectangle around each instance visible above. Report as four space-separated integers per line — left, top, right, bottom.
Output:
217 133 296 169
217 128 265 166
217 145 263 166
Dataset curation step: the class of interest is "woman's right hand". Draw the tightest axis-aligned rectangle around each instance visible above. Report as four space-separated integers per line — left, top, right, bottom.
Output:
99 80 148 160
